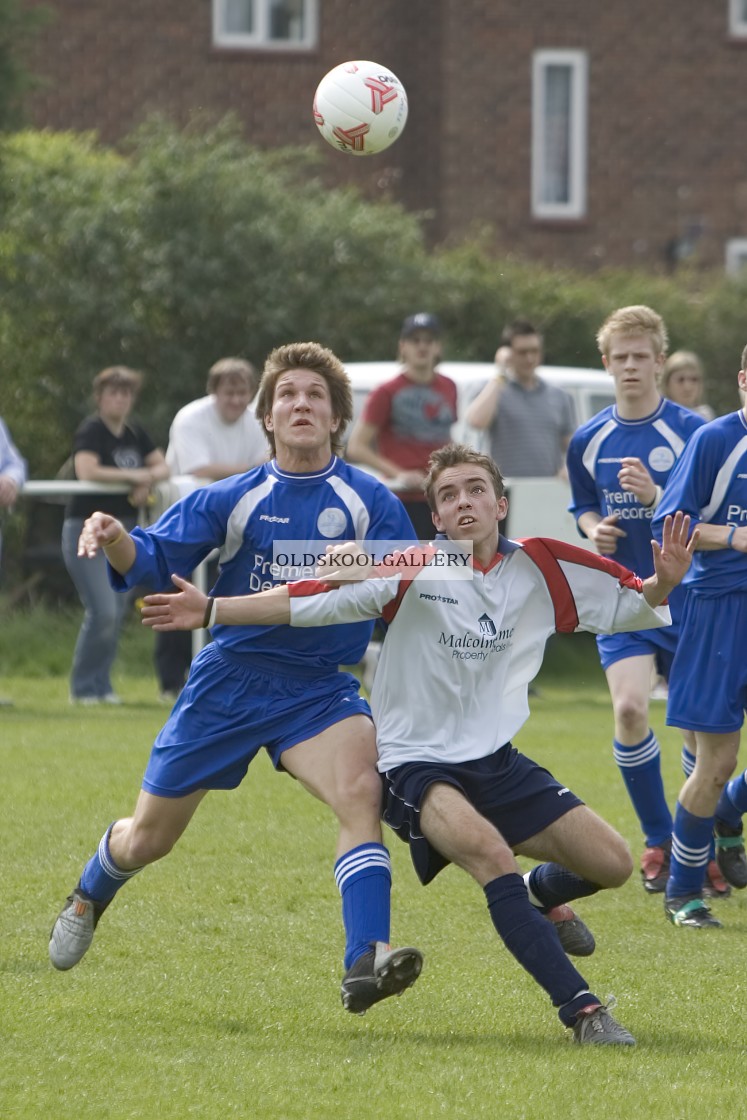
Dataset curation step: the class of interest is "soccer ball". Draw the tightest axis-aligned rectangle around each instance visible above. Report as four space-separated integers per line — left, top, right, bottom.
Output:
313 60 408 157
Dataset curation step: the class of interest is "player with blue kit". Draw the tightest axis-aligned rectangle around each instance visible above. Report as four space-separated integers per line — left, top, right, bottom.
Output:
653 350 747 928
567 305 706 896
49 341 423 1014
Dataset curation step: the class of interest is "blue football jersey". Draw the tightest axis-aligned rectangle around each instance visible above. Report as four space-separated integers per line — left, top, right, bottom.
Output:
112 456 416 671
567 398 704 580
653 409 747 595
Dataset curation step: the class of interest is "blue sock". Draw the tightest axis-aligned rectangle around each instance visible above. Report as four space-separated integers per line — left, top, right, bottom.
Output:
334 843 391 969
484 873 597 1027
715 770 747 829
667 802 711 899
613 732 672 847
525 863 601 910
681 746 716 860
79 824 142 903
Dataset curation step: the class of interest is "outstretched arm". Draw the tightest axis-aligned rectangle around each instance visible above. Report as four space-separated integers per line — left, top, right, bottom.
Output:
642 511 698 607
141 574 291 630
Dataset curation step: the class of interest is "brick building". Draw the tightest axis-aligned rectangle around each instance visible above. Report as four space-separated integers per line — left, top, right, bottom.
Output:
21 0 747 272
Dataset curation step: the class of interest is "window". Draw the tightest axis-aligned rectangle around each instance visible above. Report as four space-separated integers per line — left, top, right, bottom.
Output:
531 50 588 220
213 0 317 49
729 0 747 36
726 238 747 275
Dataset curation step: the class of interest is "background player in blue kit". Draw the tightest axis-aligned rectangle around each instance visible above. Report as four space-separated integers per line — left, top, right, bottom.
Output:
49 341 422 1014
567 306 707 895
653 348 747 928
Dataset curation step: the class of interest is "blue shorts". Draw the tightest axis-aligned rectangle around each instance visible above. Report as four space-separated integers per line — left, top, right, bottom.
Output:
667 592 747 734
596 624 678 676
143 643 372 797
382 746 584 885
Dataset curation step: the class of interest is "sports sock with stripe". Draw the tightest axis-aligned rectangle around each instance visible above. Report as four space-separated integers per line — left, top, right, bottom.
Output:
667 802 711 899
613 731 672 847
335 843 392 969
79 824 143 902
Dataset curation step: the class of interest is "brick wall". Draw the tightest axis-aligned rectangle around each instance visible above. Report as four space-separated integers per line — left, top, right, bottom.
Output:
21 0 747 271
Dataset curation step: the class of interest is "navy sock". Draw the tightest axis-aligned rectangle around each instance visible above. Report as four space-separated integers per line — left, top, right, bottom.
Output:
525 863 601 910
484 873 596 1026
79 824 142 903
716 770 747 830
667 802 711 899
613 732 672 847
334 843 391 970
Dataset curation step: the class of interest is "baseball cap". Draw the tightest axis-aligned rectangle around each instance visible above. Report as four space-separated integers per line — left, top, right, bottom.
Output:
400 312 442 338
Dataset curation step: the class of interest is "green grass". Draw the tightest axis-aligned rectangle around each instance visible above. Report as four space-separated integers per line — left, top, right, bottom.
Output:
2 643 747 1119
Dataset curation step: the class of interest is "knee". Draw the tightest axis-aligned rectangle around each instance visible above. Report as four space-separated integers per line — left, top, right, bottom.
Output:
330 765 383 822
591 835 634 890
613 694 648 732
117 822 177 867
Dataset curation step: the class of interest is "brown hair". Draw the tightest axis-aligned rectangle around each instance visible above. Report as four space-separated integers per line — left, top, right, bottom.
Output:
424 443 505 510
596 305 668 359
206 357 258 395
92 366 143 399
254 341 353 457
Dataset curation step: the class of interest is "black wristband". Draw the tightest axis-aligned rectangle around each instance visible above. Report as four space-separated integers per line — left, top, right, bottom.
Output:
203 597 215 628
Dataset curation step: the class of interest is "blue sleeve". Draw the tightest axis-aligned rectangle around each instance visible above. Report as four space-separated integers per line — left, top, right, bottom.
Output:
364 485 417 558
109 485 234 592
566 432 599 529
651 434 706 542
0 418 27 485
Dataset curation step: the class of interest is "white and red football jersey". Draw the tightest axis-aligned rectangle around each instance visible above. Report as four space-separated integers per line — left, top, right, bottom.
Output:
288 537 670 771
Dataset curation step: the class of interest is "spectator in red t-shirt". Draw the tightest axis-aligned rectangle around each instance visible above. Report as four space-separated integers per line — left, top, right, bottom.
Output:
346 313 457 538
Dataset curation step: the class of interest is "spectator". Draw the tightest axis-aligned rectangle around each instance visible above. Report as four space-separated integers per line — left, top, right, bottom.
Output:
660 350 716 421
0 416 27 707
464 319 576 478
165 357 267 483
61 366 169 705
156 358 268 701
345 313 457 539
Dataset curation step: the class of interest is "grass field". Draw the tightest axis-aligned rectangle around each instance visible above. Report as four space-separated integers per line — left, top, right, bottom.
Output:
2 623 747 1119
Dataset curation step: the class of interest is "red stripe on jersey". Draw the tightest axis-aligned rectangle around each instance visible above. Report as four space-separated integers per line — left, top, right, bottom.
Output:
376 544 438 625
287 579 337 598
518 537 644 632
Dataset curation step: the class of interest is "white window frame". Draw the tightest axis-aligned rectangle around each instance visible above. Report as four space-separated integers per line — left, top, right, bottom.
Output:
726 238 747 275
531 49 588 220
729 0 747 36
212 0 318 50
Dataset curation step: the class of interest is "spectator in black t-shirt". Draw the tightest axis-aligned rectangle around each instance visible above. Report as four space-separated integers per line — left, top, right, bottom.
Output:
61 366 169 704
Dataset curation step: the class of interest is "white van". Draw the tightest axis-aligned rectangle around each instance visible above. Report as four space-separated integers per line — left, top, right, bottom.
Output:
343 360 616 547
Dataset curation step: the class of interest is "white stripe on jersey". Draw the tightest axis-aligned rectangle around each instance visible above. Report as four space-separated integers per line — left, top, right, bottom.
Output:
652 418 687 458
701 434 747 522
326 474 371 539
220 475 278 563
581 418 617 477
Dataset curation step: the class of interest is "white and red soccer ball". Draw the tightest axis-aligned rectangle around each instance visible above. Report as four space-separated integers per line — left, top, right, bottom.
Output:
313 60 408 156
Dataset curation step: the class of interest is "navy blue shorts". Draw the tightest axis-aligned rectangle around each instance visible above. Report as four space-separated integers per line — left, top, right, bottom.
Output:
382 746 584 885
142 642 371 797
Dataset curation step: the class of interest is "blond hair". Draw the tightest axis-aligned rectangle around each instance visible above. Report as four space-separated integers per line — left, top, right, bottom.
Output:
659 350 704 394
596 305 668 359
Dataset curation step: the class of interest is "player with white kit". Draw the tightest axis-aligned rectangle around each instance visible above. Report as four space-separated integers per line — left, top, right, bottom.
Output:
140 443 699 1045
567 305 707 895
48 341 422 1015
